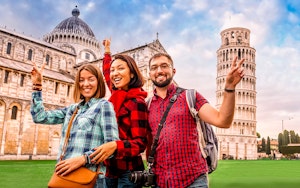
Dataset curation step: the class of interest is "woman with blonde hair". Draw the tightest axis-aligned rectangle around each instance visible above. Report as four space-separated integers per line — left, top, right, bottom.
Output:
31 63 119 187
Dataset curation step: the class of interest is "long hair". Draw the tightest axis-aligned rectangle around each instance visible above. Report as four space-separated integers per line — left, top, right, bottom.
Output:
73 64 106 102
111 54 144 90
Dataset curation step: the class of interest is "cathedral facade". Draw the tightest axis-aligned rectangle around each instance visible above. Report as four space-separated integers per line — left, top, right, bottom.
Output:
0 7 166 160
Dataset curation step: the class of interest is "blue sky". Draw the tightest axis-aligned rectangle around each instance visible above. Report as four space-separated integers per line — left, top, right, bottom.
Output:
0 0 299 139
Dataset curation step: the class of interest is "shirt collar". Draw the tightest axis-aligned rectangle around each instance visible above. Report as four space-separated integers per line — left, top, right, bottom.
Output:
77 98 99 108
153 83 177 100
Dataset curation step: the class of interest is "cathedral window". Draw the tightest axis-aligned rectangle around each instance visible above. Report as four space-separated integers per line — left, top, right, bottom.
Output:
6 42 12 54
4 70 9 83
85 53 90 60
45 54 50 65
11 106 18 120
20 74 25 87
55 82 59 94
67 85 71 96
28 49 33 60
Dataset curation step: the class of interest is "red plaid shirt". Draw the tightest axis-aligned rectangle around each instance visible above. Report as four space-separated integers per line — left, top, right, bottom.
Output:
103 53 148 178
148 84 208 188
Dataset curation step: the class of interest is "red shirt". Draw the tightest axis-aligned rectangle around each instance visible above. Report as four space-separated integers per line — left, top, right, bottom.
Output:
148 84 208 188
103 53 148 178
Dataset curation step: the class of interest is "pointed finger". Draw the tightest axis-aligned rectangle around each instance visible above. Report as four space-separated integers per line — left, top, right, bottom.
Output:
32 62 37 70
237 58 245 68
40 61 46 72
231 56 237 68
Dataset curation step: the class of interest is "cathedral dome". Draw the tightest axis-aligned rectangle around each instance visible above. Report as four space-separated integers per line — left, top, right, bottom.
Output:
53 6 95 37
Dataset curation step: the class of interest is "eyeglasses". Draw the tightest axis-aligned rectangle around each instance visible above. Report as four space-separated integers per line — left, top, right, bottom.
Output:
149 63 172 72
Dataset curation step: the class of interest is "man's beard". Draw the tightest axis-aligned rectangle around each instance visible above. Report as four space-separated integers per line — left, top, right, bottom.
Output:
152 77 173 87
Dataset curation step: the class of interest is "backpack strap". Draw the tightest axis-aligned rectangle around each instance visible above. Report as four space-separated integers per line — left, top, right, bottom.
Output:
186 89 207 158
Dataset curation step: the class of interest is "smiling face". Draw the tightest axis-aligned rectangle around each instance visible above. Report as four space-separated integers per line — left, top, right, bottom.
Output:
110 59 132 90
149 56 175 88
79 69 98 102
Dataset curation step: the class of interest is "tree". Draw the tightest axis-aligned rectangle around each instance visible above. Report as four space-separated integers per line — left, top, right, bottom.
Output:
283 130 289 146
261 137 266 152
266 137 271 155
278 133 283 153
296 134 300 143
290 130 296 143
256 132 261 139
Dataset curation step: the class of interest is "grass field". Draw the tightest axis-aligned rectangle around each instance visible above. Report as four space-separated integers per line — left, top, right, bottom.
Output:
0 160 299 188
209 160 300 188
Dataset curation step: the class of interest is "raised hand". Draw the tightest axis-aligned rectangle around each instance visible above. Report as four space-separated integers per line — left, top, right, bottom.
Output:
31 62 46 85
102 38 111 54
102 38 111 47
225 57 245 89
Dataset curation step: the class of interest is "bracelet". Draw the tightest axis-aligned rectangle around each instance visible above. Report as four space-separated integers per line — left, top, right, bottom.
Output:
33 83 42 86
224 88 235 93
84 154 91 165
32 87 42 91
84 154 88 165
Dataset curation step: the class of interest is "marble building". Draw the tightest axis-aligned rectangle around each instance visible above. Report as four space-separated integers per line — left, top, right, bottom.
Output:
0 7 166 160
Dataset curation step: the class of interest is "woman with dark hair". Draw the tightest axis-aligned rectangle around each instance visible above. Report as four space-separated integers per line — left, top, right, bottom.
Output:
90 39 149 188
30 63 119 187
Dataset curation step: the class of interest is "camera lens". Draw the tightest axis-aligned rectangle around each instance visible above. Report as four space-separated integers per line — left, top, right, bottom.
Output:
128 171 144 184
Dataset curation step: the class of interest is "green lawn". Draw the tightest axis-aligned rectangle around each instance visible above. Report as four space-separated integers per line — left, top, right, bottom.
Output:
209 160 300 188
0 160 299 188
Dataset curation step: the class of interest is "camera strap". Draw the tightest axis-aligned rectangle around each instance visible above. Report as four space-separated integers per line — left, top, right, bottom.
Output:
148 87 185 165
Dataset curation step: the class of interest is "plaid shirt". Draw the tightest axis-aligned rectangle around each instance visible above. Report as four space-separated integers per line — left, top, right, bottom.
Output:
103 53 148 178
30 91 119 177
148 84 209 188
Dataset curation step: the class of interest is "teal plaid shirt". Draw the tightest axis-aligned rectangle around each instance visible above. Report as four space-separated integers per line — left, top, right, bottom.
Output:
30 91 119 176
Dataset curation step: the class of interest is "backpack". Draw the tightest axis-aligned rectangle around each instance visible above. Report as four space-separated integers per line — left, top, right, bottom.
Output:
186 89 218 174
147 88 218 173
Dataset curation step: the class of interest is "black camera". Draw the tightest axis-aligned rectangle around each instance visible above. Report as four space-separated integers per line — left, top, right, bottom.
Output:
128 169 156 187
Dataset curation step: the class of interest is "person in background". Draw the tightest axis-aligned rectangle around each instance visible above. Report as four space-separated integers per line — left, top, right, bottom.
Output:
89 39 149 188
147 53 245 188
30 63 119 187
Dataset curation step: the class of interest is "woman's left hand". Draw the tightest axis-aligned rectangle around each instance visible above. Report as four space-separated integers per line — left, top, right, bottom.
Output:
55 155 85 176
90 141 117 164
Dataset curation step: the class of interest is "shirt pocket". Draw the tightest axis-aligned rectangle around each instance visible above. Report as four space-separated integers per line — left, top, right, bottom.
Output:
76 116 96 131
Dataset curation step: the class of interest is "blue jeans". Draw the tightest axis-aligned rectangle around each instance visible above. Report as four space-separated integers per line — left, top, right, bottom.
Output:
155 173 208 188
105 170 142 188
188 173 208 188
95 177 104 188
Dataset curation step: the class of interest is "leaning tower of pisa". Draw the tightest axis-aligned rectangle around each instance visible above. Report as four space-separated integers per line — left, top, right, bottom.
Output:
215 27 257 160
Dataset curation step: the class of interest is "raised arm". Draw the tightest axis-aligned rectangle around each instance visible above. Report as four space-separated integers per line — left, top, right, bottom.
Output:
199 57 245 128
102 39 112 92
30 61 67 124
